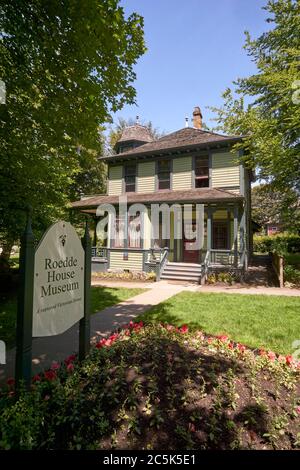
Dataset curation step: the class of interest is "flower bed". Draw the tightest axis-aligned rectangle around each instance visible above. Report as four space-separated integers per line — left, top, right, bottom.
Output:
1 323 300 450
92 270 156 282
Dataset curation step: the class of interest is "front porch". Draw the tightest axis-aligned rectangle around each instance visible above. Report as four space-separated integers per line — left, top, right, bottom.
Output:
91 201 248 283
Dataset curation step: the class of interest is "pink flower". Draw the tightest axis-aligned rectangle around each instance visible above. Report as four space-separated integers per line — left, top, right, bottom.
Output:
64 354 76 365
237 343 246 353
6 377 15 387
96 338 107 349
207 337 213 344
196 331 204 340
165 324 175 331
296 406 300 416
123 329 131 336
286 355 294 366
278 355 286 363
51 361 60 371
259 349 267 357
188 423 196 432
180 325 189 334
267 351 276 361
217 334 229 343
32 374 41 383
44 370 57 381
67 363 74 373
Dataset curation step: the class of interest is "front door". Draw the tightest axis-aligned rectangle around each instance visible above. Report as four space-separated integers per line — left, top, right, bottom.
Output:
183 223 199 263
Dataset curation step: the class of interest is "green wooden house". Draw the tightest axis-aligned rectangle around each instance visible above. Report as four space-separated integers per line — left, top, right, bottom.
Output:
72 107 253 282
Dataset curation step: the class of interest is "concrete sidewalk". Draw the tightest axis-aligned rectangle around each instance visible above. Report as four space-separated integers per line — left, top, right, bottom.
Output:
0 282 197 383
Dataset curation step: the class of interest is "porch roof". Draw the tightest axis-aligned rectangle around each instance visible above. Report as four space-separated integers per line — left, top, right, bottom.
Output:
71 188 243 211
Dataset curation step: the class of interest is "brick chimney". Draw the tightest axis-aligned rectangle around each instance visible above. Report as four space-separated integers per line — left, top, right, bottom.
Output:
193 106 203 129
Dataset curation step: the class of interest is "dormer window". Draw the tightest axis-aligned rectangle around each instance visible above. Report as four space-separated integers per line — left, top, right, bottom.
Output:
124 163 136 192
157 159 171 190
195 156 209 188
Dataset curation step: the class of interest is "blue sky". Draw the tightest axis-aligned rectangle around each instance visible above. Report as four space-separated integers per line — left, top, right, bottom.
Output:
112 0 269 134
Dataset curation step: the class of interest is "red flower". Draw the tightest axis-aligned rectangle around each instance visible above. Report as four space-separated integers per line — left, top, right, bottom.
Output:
179 325 189 334
44 370 57 381
51 361 60 371
267 351 276 361
6 377 15 387
217 334 229 343
188 423 196 432
64 354 76 365
96 338 106 349
228 342 234 350
286 355 294 366
259 349 267 356
207 337 213 344
237 343 246 353
32 374 41 383
67 363 74 373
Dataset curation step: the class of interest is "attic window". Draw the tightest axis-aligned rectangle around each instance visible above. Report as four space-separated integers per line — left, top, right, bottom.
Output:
124 163 136 192
195 156 209 188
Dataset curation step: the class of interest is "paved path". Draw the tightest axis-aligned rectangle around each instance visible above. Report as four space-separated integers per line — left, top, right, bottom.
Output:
0 282 197 383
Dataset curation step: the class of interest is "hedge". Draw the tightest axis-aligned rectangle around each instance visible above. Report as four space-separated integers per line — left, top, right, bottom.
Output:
253 233 300 254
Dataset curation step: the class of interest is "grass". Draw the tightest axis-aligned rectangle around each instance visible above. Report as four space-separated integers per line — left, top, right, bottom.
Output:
285 253 300 268
140 292 300 354
0 286 145 350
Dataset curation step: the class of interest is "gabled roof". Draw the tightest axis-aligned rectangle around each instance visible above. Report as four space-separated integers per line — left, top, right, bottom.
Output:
71 188 243 210
104 127 243 161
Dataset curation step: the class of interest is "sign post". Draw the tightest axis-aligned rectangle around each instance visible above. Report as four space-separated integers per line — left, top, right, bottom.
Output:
79 220 91 360
15 208 35 390
15 217 91 389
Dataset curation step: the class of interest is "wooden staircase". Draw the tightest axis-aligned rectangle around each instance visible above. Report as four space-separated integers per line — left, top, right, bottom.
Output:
160 262 202 283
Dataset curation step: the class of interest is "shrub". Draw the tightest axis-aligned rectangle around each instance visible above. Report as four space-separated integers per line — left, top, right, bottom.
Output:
284 265 300 286
253 233 300 254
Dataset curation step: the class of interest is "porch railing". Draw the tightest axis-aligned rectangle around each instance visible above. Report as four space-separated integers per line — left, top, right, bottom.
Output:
207 249 243 268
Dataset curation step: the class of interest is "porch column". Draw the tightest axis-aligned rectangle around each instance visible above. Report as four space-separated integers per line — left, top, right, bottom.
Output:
207 206 212 263
239 203 247 270
93 217 97 246
233 205 238 267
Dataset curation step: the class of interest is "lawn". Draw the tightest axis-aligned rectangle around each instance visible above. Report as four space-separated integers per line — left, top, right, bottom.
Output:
140 292 300 354
0 286 144 349
285 253 300 268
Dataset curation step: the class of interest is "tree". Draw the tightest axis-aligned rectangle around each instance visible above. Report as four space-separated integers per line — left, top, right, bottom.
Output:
0 0 145 265
210 0 300 192
252 184 300 233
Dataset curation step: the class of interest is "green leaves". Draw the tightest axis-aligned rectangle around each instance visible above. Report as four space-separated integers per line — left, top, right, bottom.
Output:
210 0 300 192
0 0 146 248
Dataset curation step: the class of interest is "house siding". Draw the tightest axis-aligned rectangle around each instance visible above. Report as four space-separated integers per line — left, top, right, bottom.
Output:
211 152 240 189
172 156 192 190
108 166 123 195
137 161 155 193
109 251 144 271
